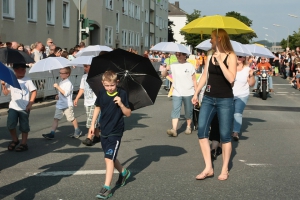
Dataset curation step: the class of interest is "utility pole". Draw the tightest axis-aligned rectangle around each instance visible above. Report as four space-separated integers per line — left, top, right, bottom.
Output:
78 0 82 44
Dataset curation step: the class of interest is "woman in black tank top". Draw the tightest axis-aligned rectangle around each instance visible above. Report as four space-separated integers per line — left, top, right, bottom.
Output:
191 29 237 181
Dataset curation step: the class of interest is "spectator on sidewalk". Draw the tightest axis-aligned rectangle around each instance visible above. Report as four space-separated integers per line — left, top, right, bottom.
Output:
31 42 43 62
45 38 54 56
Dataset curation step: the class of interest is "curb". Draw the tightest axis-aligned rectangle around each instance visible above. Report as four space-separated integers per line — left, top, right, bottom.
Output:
0 100 57 116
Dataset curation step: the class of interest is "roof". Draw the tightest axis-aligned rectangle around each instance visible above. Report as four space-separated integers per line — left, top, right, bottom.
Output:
168 2 187 16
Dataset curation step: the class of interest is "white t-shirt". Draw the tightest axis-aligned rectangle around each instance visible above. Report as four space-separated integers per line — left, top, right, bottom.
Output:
170 62 195 96
79 74 97 106
233 66 250 98
7 76 37 111
56 78 73 109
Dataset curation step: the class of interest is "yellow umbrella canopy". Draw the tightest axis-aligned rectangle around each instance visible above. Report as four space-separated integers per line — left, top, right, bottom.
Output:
181 15 255 35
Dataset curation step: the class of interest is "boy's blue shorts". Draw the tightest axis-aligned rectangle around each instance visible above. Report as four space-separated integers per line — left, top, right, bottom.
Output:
101 135 122 161
7 109 30 133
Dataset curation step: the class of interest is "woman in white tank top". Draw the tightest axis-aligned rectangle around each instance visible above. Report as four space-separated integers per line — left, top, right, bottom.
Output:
231 56 255 141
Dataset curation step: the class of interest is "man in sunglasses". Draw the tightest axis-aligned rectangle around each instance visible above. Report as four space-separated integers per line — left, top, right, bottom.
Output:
253 57 274 92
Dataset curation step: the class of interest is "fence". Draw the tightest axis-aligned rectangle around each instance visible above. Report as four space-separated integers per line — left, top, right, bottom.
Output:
0 67 83 104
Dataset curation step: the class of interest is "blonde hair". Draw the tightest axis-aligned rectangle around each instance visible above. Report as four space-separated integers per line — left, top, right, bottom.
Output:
212 29 234 54
61 67 71 75
102 70 118 83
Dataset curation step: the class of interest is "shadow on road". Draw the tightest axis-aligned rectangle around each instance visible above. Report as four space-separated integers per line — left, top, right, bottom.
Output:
229 117 266 171
111 145 187 193
124 113 150 131
0 155 89 200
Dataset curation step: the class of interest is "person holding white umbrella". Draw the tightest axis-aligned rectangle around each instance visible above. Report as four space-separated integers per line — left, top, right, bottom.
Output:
72 56 101 146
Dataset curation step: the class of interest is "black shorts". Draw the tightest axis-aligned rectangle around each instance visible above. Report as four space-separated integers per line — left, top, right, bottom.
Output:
101 136 122 161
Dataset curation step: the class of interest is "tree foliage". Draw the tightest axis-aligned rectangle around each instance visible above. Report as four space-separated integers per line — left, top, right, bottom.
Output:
180 9 210 50
168 19 176 42
280 28 300 50
225 11 257 44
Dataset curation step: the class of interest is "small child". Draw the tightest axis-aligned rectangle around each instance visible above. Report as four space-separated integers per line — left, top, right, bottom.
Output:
74 64 101 146
42 67 82 139
89 71 131 199
1 63 37 152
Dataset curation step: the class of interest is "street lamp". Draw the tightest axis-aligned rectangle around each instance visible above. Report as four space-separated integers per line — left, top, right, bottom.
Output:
288 14 298 18
273 24 289 50
262 27 276 46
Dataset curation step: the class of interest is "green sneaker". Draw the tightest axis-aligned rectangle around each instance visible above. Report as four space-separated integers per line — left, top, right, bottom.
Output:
115 169 131 187
95 187 112 199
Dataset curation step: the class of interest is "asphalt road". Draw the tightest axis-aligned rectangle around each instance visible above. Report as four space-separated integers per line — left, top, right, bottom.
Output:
0 76 300 200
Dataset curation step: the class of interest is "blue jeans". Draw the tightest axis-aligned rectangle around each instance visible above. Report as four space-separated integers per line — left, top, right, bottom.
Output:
171 96 193 119
253 76 273 89
233 96 248 133
197 95 234 143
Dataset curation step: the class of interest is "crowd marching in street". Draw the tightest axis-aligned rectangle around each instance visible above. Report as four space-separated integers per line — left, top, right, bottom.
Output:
1 29 300 199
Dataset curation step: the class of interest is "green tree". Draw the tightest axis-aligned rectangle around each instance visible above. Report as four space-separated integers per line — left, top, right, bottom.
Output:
180 9 210 50
168 19 176 42
225 11 257 44
280 28 300 50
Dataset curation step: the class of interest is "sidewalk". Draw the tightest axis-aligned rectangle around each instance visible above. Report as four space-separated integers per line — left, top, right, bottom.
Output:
0 100 57 116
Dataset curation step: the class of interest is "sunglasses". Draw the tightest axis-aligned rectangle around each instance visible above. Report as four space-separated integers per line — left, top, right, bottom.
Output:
261 59 266 60
59 72 68 74
237 56 244 58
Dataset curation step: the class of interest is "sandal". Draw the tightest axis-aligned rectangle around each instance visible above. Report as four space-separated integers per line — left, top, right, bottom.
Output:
15 144 28 152
232 132 239 141
8 140 20 151
218 171 229 181
196 170 214 180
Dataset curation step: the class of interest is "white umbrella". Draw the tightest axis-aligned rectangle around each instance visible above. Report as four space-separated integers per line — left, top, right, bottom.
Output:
150 42 191 55
196 39 253 57
29 57 70 73
75 45 113 57
65 56 94 67
244 44 275 58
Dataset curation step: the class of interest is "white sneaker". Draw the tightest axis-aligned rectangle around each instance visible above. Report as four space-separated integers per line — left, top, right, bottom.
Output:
167 129 177 137
185 127 192 135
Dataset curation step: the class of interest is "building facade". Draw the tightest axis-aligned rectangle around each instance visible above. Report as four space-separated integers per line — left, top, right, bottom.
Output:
81 0 169 54
0 0 78 49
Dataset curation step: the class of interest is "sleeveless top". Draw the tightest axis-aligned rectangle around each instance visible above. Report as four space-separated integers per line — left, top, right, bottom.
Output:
204 54 233 98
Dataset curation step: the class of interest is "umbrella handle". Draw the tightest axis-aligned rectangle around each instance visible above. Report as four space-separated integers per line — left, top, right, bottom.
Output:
51 71 58 94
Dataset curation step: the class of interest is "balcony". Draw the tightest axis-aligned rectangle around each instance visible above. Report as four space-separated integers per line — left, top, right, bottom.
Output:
150 0 155 11
150 23 154 33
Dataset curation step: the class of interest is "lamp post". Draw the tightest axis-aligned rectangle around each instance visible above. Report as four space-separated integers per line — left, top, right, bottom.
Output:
263 27 276 46
78 0 82 44
288 14 298 18
273 24 289 50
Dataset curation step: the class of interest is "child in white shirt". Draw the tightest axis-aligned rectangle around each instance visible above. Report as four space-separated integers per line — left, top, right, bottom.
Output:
42 67 82 139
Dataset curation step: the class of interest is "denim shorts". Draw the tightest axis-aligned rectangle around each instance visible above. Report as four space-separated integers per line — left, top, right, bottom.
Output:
197 95 233 143
7 109 30 133
171 95 193 119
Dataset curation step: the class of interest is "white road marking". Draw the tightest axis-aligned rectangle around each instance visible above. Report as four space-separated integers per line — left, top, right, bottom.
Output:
239 160 247 162
273 84 291 85
246 163 272 167
26 170 119 177
275 92 289 93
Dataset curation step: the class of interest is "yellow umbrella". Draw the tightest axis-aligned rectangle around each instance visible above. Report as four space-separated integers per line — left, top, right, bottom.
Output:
254 43 264 47
181 15 255 36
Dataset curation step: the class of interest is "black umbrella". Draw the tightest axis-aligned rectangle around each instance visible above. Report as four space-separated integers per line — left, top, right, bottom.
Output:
87 48 162 110
0 47 34 64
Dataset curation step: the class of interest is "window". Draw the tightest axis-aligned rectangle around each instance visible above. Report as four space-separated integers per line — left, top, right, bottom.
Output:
156 15 159 27
105 26 113 46
105 0 113 10
122 0 128 15
2 0 15 18
145 10 149 23
129 31 134 46
122 30 128 46
135 33 140 46
47 0 55 25
27 0 37 21
155 37 159 44
141 0 144 11
141 23 143 37
159 17 162 30
128 1 132 17
144 34 149 47
116 12 120 33
62 1 70 27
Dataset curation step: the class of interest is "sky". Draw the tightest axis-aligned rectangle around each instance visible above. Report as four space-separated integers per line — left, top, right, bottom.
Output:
169 0 300 44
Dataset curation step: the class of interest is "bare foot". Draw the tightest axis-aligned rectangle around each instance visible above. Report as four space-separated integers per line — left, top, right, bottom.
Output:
218 171 229 181
196 169 214 180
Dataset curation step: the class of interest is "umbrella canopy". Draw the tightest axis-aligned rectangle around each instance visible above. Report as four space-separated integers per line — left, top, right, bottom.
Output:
196 39 253 57
65 56 94 67
0 62 21 89
244 44 275 58
0 47 34 64
87 48 162 111
29 57 70 73
75 45 113 57
181 15 255 35
150 42 190 54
